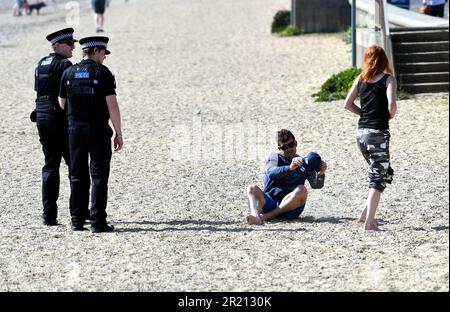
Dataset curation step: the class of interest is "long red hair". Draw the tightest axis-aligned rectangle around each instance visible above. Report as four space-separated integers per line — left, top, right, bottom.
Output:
360 45 393 83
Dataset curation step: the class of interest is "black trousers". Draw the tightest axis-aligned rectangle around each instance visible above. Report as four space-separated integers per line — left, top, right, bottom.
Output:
68 119 112 226
36 111 70 221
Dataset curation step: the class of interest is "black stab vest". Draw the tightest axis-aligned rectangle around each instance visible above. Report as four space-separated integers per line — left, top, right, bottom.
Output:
35 54 64 112
64 62 107 121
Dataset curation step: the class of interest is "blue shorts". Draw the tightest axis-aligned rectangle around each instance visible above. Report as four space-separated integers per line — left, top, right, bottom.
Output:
262 193 305 220
92 0 106 14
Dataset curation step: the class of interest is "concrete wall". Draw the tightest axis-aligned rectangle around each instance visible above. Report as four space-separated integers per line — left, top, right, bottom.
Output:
351 0 449 28
352 0 448 69
355 28 382 68
292 0 350 33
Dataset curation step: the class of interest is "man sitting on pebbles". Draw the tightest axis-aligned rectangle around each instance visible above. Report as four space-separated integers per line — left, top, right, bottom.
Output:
245 129 327 225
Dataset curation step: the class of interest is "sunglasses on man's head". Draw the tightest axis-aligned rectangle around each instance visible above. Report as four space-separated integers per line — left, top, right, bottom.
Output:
279 140 297 151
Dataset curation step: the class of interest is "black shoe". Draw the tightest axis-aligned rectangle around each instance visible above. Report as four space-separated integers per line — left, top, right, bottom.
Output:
91 223 115 233
71 223 86 231
42 218 58 226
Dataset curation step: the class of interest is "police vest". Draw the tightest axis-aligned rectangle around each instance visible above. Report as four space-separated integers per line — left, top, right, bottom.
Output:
35 54 66 112
64 62 108 120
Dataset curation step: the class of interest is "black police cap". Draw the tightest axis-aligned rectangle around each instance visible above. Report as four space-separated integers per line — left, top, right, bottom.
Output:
79 36 111 55
46 28 78 44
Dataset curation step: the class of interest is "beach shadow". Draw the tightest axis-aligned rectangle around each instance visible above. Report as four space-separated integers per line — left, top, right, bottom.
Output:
114 219 306 233
432 225 449 232
298 216 356 224
116 220 236 226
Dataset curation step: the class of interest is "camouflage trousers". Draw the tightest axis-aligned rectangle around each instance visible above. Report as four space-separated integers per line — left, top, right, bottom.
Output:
356 128 394 192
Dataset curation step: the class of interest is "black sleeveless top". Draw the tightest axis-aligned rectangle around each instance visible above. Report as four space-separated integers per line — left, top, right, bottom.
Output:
357 74 390 130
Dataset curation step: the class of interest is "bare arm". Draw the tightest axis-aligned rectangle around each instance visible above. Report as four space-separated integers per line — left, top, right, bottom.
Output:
386 75 397 120
106 94 123 151
344 77 362 116
59 97 66 110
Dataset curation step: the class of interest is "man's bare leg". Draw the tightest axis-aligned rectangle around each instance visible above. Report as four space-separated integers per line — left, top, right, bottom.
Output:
244 184 266 225
364 188 382 231
260 186 307 222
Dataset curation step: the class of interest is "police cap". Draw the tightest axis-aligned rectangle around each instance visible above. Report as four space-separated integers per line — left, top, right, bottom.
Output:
79 36 111 55
46 28 78 44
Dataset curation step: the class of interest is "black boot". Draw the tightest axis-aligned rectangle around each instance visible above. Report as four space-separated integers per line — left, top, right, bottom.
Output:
91 223 114 233
71 222 86 231
42 218 58 226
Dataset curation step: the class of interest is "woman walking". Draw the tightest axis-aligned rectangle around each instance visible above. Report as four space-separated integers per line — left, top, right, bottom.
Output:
344 45 397 231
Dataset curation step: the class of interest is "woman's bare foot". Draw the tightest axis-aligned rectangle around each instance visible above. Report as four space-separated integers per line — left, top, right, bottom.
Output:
363 220 381 231
360 216 381 226
359 206 367 222
244 215 263 225
359 207 382 226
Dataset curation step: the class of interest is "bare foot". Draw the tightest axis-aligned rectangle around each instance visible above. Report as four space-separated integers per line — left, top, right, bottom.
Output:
244 215 263 225
359 216 382 226
363 221 381 231
359 208 382 226
359 206 367 222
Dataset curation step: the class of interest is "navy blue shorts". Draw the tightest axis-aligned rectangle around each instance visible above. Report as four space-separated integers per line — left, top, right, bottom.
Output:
92 0 106 14
262 193 305 220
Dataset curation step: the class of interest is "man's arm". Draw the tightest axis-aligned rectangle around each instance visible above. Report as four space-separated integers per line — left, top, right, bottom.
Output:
106 95 123 151
59 97 66 110
58 69 68 110
264 153 290 180
102 67 122 151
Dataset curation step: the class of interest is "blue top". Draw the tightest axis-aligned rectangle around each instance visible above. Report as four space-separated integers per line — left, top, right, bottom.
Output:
263 152 325 202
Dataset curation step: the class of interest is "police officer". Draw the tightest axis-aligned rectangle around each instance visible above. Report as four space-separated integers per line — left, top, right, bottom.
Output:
59 36 123 233
33 28 79 226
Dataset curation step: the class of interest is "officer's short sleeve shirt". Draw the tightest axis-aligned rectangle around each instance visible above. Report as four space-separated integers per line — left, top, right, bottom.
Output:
59 67 70 99
56 59 72 80
98 66 116 97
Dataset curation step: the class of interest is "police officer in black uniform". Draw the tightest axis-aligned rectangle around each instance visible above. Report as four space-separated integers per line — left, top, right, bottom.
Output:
33 28 79 226
59 36 123 233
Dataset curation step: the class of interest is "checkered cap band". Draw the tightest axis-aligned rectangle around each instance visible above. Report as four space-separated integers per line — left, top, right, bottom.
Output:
50 33 74 44
82 41 108 49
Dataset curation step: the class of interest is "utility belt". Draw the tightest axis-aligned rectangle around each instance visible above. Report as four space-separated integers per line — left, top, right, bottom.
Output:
68 115 109 124
35 96 60 113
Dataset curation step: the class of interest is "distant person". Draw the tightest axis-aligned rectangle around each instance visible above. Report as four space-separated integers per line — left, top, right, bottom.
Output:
421 0 447 17
12 0 29 16
32 28 80 226
59 36 123 232
91 0 110 33
344 45 397 231
244 129 327 225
